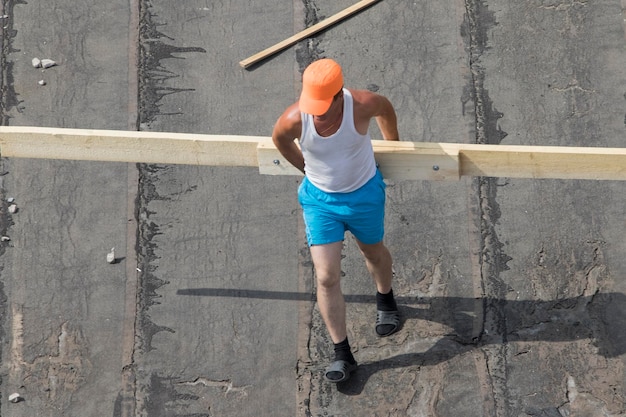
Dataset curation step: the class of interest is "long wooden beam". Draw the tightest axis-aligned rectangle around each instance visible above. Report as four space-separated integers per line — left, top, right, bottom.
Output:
0 126 265 167
1 126 626 181
261 140 626 181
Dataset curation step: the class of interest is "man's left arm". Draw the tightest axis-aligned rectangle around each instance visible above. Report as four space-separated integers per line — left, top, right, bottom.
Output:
374 95 399 141
352 89 400 141
361 91 399 141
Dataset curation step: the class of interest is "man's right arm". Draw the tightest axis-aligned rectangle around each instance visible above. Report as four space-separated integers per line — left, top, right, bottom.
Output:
272 103 306 174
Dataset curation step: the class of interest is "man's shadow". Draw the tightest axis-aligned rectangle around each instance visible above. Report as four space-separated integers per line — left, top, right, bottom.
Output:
176 288 626 395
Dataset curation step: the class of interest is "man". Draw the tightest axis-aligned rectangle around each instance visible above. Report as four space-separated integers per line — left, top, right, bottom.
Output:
272 58 400 383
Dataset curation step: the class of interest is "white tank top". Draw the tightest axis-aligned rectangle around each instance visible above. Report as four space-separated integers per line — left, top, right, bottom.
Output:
299 89 377 193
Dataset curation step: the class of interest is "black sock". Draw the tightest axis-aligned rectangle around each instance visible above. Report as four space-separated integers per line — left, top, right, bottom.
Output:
376 288 398 312
333 337 356 364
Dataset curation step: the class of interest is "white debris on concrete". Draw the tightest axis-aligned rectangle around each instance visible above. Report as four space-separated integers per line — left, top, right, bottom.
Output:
107 248 115 264
8 393 21 403
8 203 17 213
32 58 57 69
38 80 46 86
41 59 57 68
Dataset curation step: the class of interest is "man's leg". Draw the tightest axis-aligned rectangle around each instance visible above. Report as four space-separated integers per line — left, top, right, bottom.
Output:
309 241 346 343
310 241 358 382
355 240 393 294
356 239 400 336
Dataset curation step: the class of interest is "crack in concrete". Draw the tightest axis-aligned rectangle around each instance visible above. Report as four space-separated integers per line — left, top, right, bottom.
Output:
293 2 326 415
559 374 622 417
294 0 323 74
463 0 512 415
0 0 25 123
144 374 210 417
9 312 92 408
295 250 315 417
137 0 206 130
178 377 250 397
551 81 596 94
538 0 589 12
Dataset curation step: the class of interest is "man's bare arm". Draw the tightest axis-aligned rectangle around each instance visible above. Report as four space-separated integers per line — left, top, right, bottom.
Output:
373 95 399 141
351 89 399 141
272 103 305 173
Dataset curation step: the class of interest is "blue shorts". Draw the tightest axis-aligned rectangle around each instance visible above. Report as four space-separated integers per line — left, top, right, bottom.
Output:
298 170 387 246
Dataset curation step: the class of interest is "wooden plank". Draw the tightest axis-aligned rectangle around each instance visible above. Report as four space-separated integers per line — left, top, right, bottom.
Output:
258 140 460 181
239 0 381 69
372 141 460 181
2 126 626 181
257 140 303 176
455 143 626 181
0 126 264 167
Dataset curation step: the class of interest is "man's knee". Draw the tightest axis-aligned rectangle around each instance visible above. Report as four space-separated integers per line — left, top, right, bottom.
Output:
358 241 390 264
316 269 341 290
310 241 343 289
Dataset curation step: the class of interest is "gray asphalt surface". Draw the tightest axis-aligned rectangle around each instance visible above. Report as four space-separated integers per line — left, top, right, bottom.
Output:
0 0 625 416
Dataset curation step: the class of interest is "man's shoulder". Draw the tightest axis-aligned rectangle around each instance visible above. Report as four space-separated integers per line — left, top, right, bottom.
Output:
280 102 302 125
274 102 303 139
347 88 385 117
346 88 375 100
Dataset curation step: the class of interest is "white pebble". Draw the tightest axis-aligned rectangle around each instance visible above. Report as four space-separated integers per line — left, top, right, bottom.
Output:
106 248 115 264
6 197 15 203
31 57 41 68
8 393 21 403
1 236 10 242
8 204 17 213
41 59 56 68
38 80 46 86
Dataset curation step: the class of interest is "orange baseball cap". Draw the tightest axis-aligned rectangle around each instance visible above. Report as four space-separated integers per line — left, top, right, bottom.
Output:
299 59 344 116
